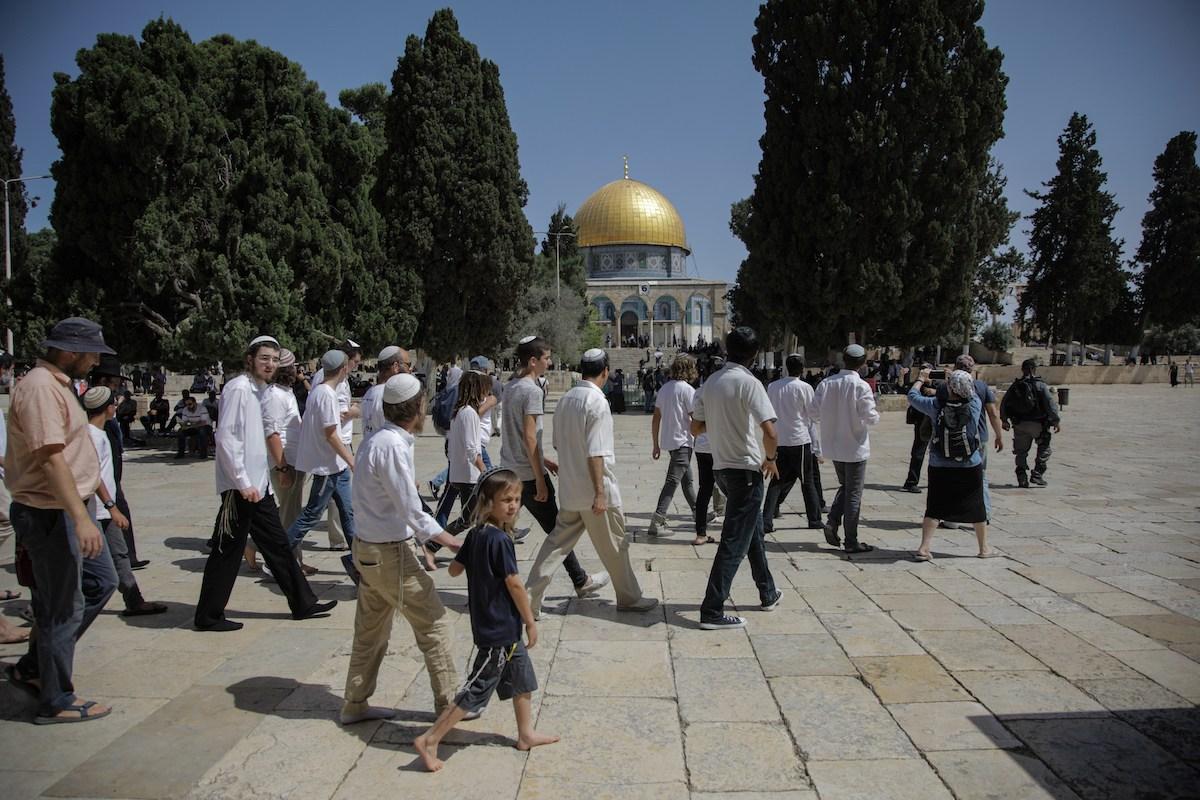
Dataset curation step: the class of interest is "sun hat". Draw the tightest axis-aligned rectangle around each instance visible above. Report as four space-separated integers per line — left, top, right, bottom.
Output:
41 317 116 355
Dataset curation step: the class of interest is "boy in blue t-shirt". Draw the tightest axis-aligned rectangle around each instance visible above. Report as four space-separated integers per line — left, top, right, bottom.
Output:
414 469 558 772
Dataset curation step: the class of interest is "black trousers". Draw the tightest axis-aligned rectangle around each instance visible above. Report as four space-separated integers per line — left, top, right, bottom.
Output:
904 424 930 488
763 444 821 527
520 477 588 588
194 491 318 627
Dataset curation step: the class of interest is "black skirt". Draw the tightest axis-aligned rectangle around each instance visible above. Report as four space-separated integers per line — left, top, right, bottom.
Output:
925 465 987 523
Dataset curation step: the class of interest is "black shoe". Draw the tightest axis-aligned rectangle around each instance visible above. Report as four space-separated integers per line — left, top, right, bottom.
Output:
760 590 783 611
699 614 747 630
901 484 921 493
131 559 150 570
762 525 774 534
294 600 338 621
1017 476 1030 488
1030 474 1047 487
844 542 875 555
773 509 783 519
823 524 841 548
196 619 244 632
807 522 825 530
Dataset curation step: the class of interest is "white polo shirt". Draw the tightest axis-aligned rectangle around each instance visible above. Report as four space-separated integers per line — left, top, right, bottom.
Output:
311 368 353 445
767 376 815 447
812 369 880 462
214 373 272 496
262 384 302 465
690 363 777 471
448 405 483 484
295 383 347 476
654 379 695 451
352 423 444 544
553 380 622 512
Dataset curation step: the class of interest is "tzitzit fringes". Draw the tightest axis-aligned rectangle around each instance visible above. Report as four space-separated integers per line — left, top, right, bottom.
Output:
215 491 239 553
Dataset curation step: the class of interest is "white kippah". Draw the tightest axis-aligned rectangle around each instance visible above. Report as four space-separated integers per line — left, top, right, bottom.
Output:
345 338 360 349
383 373 422 403
83 386 112 411
321 349 347 371
581 348 605 362
844 344 866 358
248 334 280 350
377 345 401 363
518 335 536 344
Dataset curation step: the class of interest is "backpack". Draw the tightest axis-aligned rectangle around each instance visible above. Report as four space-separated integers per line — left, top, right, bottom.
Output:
431 384 458 436
934 399 979 462
1005 377 1042 419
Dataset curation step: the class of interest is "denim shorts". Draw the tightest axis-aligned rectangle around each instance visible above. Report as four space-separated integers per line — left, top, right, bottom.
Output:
454 641 537 713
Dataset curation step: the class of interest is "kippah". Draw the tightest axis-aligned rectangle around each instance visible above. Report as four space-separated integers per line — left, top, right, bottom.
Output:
278 348 296 368
321 349 347 371
844 344 866 358
518 335 536 344
377 345 401 363
383 373 422 403
247 335 279 350
788 352 804 359
581 348 606 362
345 338 360 349
83 386 112 411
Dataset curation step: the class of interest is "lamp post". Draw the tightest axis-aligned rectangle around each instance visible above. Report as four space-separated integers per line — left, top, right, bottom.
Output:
4 174 52 355
533 230 576 301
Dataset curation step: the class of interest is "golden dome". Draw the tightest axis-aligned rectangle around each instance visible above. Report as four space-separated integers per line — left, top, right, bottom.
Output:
575 177 689 252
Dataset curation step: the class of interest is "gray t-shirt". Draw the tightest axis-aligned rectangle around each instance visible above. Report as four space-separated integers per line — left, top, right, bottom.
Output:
500 376 545 481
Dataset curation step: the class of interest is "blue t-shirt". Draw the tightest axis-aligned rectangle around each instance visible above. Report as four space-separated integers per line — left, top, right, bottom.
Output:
454 524 522 647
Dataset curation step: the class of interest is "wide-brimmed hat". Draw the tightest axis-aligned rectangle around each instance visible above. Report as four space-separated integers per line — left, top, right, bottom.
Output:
41 317 116 355
90 353 131 381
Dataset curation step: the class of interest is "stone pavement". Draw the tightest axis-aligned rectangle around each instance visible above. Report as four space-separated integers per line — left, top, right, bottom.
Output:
2 384 1199 799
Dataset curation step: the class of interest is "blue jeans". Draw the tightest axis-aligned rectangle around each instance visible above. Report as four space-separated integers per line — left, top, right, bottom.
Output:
287 469 355 548
432 445 491 493
13 503 118 715
700 469 777 621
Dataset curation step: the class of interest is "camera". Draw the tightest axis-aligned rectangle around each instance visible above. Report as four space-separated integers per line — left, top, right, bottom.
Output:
929 369 947 380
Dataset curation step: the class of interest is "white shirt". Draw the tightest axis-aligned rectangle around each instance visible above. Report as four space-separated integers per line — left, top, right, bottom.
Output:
215 373 272 496
87 425 115 521
654 379 695 451
295 383 348 476
353 423 444 545
691 363 777 471
0 407 7 480
767 376 815 447
262 384 302 465
448 405 483 485
812 369 880 462
179 404 211 428
552 380 622 511
311 368 353 445
691 385 711 455
360 383 386 445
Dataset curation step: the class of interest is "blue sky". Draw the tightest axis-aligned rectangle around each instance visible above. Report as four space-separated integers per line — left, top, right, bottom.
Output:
3 0 1198 285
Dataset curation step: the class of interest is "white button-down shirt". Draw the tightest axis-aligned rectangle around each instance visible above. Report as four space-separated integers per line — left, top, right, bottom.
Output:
812 369 880 462
448 405 483 484
87 425 115 521
655 379 695 451
360 383 385 445
767 377 816 447
261 384 302 465
552 380 622 512
690 363 777 471
352 423 444 544
215 373 272 496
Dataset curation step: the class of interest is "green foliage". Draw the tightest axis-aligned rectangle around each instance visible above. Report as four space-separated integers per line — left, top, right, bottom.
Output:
46 19 401 366
540 203 580 262
980 320 1014 354
0 54 31 352
732 0 1008 348
1143 323 1200 354
1019 113 1129 346
375 8 534 361
1136 131 1200 330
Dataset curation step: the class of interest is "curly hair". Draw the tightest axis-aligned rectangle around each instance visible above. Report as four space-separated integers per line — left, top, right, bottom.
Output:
669 354 698 383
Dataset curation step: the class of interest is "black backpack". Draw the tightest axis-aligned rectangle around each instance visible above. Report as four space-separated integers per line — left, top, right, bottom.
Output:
934 399 979 462
1006 377 1042 419
431 384 458 435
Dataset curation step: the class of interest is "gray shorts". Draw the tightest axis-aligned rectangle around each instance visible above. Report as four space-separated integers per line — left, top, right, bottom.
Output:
454 641 537 713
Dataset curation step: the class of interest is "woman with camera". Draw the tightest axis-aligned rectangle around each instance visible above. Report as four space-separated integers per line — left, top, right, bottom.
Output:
906 369 996 561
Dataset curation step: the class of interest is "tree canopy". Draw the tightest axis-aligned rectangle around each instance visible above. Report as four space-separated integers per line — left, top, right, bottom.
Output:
1018 112 1128 346
0 55 31 352
732 0 1009 348
1136 131 1200 330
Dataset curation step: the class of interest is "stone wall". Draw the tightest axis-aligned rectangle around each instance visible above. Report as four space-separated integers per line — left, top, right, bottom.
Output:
977 364 1175 385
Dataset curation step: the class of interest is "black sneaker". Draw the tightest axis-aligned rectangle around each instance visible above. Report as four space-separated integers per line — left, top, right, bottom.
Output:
760 590 783 612
823 524 841 547
901 484 921 493
1017 476 1030 488
1030 474 1047 487
700 614 747 631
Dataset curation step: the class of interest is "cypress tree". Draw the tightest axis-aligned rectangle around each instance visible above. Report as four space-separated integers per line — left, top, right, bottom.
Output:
375 8 534 360
0 55 30 351
1136 131 1200 330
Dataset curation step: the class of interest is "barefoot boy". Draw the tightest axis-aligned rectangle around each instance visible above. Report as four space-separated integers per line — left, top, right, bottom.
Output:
414 469 558 771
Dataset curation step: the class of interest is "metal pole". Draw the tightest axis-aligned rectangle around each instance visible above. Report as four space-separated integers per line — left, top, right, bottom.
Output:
4 180 12 355
555 235 560 302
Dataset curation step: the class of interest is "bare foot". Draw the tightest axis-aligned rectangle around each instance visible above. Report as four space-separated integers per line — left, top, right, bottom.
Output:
413 734 444 772
244 547 259 571
516 731 560 751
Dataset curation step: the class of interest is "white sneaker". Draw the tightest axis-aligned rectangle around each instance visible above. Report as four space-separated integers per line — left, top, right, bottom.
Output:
576 572 611 597
617 597 660 613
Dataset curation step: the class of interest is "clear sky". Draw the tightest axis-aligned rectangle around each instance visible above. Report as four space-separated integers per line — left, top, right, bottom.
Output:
2 0 1198 285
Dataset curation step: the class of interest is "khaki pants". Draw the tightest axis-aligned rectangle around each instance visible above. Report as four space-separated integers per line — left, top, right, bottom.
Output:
343 538 458 716
0 480 13 548
526 507 644 609
273 469 306 531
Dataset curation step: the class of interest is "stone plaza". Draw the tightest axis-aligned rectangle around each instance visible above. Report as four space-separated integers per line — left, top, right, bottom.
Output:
2 383 1199 799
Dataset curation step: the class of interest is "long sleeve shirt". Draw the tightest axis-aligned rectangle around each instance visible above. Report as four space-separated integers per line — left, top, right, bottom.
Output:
352 423 444 545
448 405 483 484
907 388 984 468
812 369 880 462
215 373 272 496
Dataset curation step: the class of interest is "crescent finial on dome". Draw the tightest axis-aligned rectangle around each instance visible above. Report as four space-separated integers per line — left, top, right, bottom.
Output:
623 154 629 180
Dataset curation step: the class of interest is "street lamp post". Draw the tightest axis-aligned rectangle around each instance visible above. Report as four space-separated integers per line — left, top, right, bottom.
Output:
4 174 52 355
533 230 577 301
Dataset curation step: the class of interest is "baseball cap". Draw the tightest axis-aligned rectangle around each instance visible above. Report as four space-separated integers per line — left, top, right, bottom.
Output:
41 317 116 355
469 355 492 371
321 350 348 371
383 373 422 403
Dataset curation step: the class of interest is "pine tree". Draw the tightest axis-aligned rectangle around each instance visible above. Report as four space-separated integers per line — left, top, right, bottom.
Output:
1136 131 1200 330
0 54 30 353
734 0 1008 348
1019 113 1128 349
375 9 534 360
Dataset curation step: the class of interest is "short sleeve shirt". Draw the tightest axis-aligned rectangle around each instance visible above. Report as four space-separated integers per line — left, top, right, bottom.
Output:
552 381 622 511
295 383 347 475
654 380 696 451
500 377 544 481
691 363 777 471
454 524 522 647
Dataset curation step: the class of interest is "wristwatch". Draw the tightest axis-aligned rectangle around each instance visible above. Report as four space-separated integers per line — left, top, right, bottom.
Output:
102 499 117 510
765 455 777 462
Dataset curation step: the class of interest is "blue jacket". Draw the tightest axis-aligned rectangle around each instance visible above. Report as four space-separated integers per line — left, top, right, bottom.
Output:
908 388 983 468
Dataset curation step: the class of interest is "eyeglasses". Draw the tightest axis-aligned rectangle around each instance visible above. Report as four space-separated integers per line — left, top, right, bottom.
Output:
254 355 280 364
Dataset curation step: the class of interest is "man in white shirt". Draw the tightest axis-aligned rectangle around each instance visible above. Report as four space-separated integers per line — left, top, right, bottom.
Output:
763 354 823 533
525 349 657 617
288 350 357 577
648 355 698 536
360 345 410 444
174 395 213 458
251 348 306 575
309 339 362 549
342 374 467 725
194 335 336 632
811 344 879 554
691 328 781 631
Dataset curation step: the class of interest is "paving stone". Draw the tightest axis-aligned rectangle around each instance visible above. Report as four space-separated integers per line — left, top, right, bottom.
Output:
917 575 1015 606
684 722 809 793
953 671 1109 718
1012 566 1121 595
1006 716 1200 800
330 738 529 800
799 587 879 614
81 648 229 699
853 655 970 703
1111 612 1200 644
845 571 939 595
519 779 690 799
994 624 1140 679
819 611 925 657
926 750 1083 799
557 600 668 641
1109 648 1200 703
1073 677 1192 712
806 758 954 800
675 657 779 722
967 603 1050 626
911 629 1046 671
772 676 918 760
888 701 1020 751
875 593 990 630
545 639 673 697
1071 591 1169 616
751 633 856 677
1043 612 1166 651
